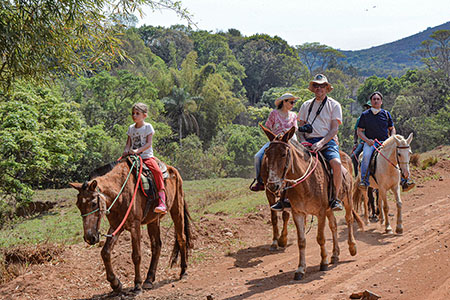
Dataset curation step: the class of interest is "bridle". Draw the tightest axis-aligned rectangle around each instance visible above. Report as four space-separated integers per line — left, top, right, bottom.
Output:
373 139 411 178
265 140 319 194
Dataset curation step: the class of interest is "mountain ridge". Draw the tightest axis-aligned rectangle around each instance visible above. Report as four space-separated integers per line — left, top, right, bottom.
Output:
338 21 450 77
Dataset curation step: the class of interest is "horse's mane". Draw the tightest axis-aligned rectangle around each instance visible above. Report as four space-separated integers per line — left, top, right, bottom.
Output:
89 161 121 180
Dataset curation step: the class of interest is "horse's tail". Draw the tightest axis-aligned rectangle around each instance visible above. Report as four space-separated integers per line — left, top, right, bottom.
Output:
169 168 193 268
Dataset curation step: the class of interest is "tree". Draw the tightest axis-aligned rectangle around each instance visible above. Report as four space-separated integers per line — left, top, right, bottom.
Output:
0 81 85 207
415 30 450 79
0 0 191 91
296 42 345 75
163 87 201 145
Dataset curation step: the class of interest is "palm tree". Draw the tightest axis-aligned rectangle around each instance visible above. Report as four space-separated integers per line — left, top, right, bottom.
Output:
163 87 202 146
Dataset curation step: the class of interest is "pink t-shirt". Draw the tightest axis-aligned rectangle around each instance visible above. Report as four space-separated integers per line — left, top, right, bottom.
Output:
265 109 298 140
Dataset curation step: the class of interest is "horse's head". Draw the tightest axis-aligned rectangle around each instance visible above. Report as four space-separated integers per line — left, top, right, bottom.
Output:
393 133 414 179
260 124 296 194
70 180 107 245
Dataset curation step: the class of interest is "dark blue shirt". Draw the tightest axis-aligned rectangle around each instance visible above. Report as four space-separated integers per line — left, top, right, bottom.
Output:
357 109 394 141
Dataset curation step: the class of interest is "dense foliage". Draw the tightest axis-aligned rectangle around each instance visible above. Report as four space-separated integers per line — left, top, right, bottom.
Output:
0 5 449 218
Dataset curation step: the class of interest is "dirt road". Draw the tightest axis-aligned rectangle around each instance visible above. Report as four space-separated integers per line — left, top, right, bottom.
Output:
1 160 449 300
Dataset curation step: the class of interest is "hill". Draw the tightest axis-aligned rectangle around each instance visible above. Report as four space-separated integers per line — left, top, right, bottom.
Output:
339 21 450 77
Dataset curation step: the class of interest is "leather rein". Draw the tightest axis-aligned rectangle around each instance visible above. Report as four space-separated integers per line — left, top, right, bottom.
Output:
266 140 320 193
373 139 411 178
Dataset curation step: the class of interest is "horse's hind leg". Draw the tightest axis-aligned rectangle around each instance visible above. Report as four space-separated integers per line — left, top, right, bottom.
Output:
170 207 188 279
143 221 161 290
101 229 123 293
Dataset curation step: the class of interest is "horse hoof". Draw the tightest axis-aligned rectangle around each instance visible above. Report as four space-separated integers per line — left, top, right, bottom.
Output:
349 245 357 256
396 227 403 234
111 280 122 293
143 281 154 290
278 238 287 248
331 256 339 264
179 271 188 280
320 263 328 271
269 244 278 251
132 285 142 294
294 272 304 280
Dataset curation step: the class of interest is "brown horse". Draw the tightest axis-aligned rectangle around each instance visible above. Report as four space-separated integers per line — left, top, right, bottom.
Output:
260 125 363 280
70 157 192 293
353 133 413 233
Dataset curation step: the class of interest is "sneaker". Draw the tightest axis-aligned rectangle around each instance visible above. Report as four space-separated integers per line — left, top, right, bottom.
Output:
270 199 291 211
154 201 167 214
330 198 343 211
250 182 265 192
401 179 415 192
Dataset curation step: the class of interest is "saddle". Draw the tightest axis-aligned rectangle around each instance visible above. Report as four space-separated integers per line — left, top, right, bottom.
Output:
126 155 169 201
291 140 335 202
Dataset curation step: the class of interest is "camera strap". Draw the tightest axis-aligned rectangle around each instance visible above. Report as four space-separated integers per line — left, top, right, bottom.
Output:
306 96 328 126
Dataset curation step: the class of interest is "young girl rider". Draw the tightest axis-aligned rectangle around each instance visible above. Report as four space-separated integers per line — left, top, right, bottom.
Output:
122 103 167 214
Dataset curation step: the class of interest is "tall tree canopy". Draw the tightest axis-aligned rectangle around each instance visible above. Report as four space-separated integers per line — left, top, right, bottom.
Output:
0 0 190 91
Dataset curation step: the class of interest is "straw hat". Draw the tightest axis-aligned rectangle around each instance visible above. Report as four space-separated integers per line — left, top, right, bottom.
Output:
274 93 299 107
308 74 333 93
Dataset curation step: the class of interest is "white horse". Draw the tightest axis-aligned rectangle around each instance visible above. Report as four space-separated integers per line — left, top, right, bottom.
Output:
353 133 413 233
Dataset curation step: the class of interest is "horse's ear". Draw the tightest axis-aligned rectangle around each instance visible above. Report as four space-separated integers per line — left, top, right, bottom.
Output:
89 180 98 191
69 182 83 191
406 132 413 144
282 126 296 143
259 123 276 141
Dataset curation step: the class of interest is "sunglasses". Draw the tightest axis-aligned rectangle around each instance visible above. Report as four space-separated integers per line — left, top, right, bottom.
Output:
313 83 327 89
284 99 296 104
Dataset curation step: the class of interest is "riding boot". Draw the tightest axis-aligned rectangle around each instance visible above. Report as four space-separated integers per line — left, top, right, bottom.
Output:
154 191 167 214
270 190 291 211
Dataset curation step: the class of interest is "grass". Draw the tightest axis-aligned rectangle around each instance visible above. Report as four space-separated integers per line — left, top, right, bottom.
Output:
0 178 266 249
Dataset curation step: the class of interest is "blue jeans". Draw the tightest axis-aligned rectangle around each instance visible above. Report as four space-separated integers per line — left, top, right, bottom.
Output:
360 143 376 186
255 142 270 184
306 137 341 162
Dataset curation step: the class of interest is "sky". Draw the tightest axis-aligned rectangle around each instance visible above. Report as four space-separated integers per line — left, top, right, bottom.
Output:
138 0 450 51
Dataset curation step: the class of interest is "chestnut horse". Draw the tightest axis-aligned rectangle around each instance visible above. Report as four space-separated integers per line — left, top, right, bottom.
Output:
70 157 192 293
353 133 413 233
260 125 363 280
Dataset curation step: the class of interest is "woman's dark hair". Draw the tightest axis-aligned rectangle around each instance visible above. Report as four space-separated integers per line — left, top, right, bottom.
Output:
369 91 383 100
277 101 284 109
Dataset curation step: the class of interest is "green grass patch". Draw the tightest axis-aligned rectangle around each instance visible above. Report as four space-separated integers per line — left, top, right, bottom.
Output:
0 178 266 249
421 156 439 170
183 178 267 218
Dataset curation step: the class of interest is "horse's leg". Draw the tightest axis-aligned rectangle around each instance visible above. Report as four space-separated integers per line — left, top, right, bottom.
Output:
392 185 403 234
342 193 357 257
101 228 123 293
361 188 370 225
326 210 339 265
267 191 280 250
278 210 290 248
169 204 188 279
130 223 143 293
143 221 161 290
379 189 393 233
292 212 307 280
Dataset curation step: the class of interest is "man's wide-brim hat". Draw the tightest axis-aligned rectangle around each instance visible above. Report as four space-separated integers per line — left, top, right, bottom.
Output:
275 93 299 107
308 74 333 93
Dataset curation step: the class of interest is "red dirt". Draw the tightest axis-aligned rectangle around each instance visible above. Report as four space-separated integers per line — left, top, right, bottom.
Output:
1 160 450 300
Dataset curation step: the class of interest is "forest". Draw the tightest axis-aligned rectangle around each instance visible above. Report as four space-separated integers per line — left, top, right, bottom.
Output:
0 1 449 223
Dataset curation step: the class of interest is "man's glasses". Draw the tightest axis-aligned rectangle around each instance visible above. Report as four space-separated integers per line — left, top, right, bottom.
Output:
284 99 296 104
313 83 327 89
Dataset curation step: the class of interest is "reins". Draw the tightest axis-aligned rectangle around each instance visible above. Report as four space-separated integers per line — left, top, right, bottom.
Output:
81 155 144 238
373 138 410 178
